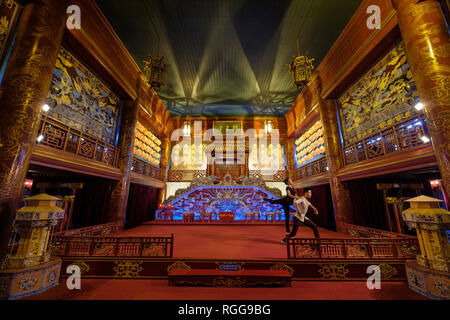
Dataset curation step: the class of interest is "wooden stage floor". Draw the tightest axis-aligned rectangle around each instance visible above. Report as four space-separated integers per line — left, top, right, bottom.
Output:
116 223 347 260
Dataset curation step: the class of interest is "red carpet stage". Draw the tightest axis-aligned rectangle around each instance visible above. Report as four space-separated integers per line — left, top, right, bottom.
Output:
23 278 428 300
20 222 427 299
115 224 346 260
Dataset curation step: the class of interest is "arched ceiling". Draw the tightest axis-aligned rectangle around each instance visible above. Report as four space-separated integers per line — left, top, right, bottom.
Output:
95 0 363 117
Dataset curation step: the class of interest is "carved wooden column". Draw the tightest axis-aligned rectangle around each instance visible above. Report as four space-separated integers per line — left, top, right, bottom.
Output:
393 0 450 200
107 76 144 230
0 0 66 258
313 75 354 233
158 137 171 203
285 138 295 180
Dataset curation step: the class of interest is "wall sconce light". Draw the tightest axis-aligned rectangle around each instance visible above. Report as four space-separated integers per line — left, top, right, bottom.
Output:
183 121 191 136
264 120 273 135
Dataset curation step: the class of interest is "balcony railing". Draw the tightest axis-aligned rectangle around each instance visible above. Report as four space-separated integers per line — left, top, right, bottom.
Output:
168 170 206 181
287 237 418 260
37 116 119 167
344 223 415 239
131 156 162 180
295 156 328 180
54 234 174 258
342 115 428 166
54 222 118 237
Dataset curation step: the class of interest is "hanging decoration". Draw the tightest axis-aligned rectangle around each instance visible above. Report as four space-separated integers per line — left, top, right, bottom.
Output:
287 39 315 90
143 55 170 90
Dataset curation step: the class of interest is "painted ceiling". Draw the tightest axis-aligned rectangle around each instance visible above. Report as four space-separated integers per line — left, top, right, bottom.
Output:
95 0 363 117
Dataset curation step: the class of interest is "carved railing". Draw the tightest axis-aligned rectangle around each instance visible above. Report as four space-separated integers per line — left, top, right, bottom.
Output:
168 170 206 182
344 223 415 239
248 170 287 182
295 156 328 180
287 237 418 260
342 115 428 166
132 156 162 180
54 234 174 258
37 115 119 167
54 222 118 237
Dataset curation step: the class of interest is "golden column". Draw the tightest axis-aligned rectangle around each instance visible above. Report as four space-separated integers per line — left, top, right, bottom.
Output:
107 75 144 230
158 137 171 203
0 0 66 258
285 138 295 180
392 0 450 200
313 74 354 233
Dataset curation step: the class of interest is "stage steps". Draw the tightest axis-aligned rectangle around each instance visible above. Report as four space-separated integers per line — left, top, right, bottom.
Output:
168 269 292 287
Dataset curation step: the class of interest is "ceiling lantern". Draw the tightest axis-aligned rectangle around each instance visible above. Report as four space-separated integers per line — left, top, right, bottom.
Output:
143 55 170 90
287 39 315 90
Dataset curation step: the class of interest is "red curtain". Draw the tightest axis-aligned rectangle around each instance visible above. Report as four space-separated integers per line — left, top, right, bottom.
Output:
347 180 387 230
71 179 115 228
125 183 159 229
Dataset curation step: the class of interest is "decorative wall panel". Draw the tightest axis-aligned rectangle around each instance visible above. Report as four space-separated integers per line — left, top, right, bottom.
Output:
46 47 120 145
133 121 161 167
294 121 325 168
338 42 420 145
0 0 19 65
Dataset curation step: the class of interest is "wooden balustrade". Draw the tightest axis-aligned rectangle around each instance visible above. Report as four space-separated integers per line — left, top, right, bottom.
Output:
287 237 418 260
344 223 415 239
295 156 328 180
342 115 428 166
53 222 118 237
132 156 162 180
168 170 207 181
54 234 174 258
37 115 119 167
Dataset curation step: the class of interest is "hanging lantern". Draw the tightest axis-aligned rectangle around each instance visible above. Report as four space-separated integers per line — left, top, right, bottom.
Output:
287 39 315 90
143 55 170 90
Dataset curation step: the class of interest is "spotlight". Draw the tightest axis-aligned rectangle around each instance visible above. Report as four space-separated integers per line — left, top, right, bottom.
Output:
326 167 329 171
415 102 424 111
37 135 44 142
42 104 50 112
420 136 430 143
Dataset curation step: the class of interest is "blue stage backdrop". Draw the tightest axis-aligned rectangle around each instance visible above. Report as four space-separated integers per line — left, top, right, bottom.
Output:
159 186 295 221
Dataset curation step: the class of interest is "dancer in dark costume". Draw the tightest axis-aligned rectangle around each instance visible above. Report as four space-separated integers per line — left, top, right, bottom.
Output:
262 177 296 241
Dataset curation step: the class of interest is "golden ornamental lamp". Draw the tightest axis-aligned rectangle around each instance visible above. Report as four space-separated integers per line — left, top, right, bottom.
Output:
0 193 64 300
287 39 315 90
143 55 170 90
401 195 449 300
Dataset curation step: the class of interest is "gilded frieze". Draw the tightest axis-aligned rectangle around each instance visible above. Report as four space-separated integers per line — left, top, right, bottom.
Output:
0 0 19 65
46 47 120 145
338 42 420 144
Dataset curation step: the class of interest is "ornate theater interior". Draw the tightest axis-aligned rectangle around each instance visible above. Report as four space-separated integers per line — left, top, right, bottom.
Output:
0 0 449 301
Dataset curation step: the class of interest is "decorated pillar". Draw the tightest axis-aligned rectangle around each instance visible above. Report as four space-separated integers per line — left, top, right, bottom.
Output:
285 138 295 180
158 137 171 204
0 0 66 259
313 75 354 233
107 76 144 230
392 0 450 200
